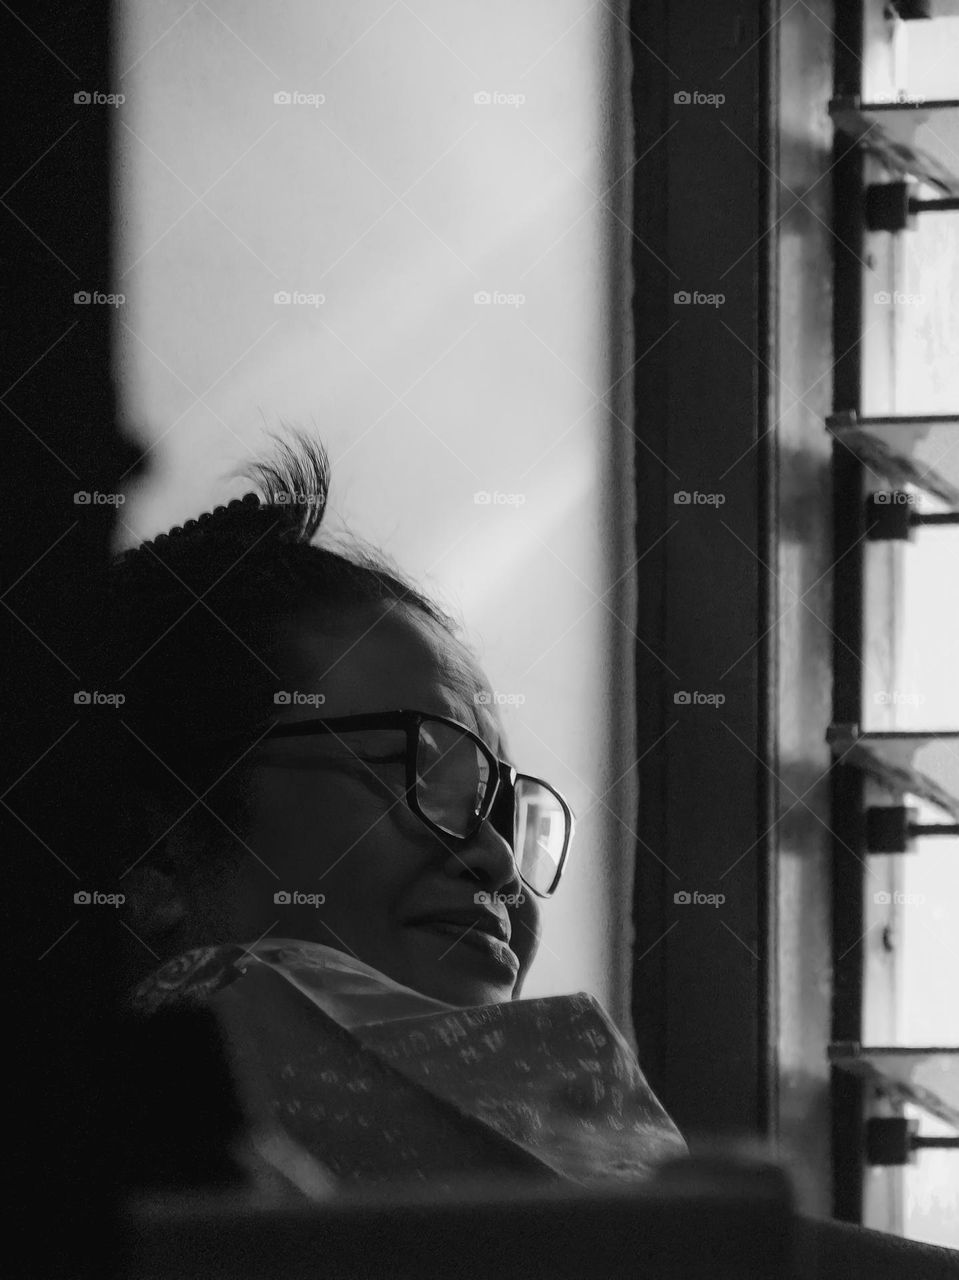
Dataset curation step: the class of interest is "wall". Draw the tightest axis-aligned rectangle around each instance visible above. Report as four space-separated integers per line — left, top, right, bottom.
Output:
113 1 634 1026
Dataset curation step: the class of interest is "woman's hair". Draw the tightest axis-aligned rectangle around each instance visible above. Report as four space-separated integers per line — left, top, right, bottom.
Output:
98 430 492 858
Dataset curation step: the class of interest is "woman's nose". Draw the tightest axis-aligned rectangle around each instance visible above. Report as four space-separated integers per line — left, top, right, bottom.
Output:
442 819 520 893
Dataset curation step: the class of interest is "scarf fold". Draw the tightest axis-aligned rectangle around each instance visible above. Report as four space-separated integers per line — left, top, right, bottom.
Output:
129 939 688 1188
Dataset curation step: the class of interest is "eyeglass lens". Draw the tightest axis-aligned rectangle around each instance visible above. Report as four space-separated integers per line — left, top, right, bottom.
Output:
415 719 492 830
416 718 566 895
514 777 566 895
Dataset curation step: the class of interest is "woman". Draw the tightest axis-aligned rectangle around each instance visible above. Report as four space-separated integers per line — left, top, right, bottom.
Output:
109 431 687 1190
110 435 959 1276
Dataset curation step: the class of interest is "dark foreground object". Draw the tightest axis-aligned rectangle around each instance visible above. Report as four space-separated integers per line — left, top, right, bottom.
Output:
795 1213 959 1280
121 1151 959 1280
126 1157 795 1280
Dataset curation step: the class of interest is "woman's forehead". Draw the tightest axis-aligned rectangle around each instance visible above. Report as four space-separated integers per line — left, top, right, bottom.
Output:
279 601 510 757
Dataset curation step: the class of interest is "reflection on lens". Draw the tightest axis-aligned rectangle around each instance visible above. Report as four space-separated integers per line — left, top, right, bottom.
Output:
416 719 491 835
515 779 566 894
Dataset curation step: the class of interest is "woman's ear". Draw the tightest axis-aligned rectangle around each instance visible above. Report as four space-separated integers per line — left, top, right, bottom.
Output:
123 863 186 938
116 786 210 941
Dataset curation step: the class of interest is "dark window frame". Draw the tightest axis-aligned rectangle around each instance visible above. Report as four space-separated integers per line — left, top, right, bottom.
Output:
627 0 779 1146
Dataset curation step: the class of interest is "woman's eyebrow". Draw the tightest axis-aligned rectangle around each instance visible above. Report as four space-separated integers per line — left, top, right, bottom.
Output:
474 708 510 762
433 676 508 757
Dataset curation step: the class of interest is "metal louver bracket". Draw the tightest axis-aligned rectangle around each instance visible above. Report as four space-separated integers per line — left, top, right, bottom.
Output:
826 725 959 822
827 411 959 507
865 1117 959 1165
829 1043 959 1131
865 180 959 232
829 97 959 196
891 0 959 17
865 494 959 541
865 805 959 853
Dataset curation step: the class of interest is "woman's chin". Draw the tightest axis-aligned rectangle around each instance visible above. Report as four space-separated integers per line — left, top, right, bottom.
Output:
400 921 519 1007
416 972 516 1008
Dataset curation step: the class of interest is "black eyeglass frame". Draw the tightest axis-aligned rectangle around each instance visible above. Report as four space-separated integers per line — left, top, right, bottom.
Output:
252 709 574 898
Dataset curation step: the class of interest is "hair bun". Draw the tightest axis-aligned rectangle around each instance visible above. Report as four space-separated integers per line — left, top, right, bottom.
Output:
114 431 331 568
115 491 303 568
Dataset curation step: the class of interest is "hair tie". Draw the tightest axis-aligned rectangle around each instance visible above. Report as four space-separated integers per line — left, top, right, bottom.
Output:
116 492 299 566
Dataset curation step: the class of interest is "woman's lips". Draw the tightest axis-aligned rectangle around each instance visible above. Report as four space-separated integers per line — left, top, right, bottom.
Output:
408 920 519 975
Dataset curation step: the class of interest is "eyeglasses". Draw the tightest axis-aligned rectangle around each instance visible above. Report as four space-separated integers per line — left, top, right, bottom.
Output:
252 709 574 898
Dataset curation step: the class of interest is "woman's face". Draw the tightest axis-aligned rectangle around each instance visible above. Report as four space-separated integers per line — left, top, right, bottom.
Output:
220 600 541 1007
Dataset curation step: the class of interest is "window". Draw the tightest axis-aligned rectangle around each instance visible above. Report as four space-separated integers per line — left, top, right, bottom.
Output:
832 1 959 1248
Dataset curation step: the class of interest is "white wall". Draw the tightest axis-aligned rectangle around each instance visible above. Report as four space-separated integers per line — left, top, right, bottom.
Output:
114 0 636 1030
